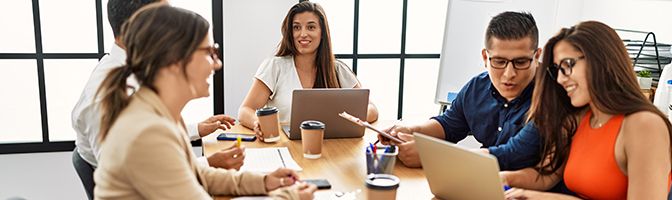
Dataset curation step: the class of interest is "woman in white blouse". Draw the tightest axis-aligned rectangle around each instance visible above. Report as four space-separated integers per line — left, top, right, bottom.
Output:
239 1 378 139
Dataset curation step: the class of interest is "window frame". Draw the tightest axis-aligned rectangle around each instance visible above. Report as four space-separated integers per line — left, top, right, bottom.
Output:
0 0 224 154
333 0 441 119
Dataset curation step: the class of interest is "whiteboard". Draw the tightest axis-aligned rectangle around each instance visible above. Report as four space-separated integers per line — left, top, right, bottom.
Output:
434 0 561 103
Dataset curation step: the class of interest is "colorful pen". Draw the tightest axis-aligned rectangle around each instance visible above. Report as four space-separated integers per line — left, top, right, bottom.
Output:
236 135 242 147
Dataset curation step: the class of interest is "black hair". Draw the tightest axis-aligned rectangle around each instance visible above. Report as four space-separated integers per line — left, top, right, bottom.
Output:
485 11 538 49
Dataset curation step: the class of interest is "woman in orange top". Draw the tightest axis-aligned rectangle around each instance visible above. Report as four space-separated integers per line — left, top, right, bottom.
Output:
503 21 672 199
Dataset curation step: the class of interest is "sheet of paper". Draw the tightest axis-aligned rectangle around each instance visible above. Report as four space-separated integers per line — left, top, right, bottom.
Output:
240 147 303 173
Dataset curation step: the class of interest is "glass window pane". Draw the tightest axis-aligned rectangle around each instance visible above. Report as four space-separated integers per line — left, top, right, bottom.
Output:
40 0 98 53
406 0 448 54
356 59 400 120
44 59 98 141
102 0 114 53
0 60 42 143
403 59 440 119
0 0 36 53
358 0 402 54
182 87 214 127
312 0 354 54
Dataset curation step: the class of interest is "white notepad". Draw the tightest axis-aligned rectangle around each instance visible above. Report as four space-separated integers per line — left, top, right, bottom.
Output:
240 147 303 173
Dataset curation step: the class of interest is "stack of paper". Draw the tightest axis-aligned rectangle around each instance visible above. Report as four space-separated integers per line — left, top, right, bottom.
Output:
240 147 303 173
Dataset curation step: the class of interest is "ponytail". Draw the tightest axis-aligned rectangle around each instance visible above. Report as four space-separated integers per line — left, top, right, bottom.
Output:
96 66 133 141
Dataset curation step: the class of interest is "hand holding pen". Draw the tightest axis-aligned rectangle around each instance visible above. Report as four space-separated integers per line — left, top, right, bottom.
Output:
265 168 301 191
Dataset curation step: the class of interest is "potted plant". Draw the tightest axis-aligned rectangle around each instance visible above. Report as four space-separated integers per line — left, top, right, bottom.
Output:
637 70 653 89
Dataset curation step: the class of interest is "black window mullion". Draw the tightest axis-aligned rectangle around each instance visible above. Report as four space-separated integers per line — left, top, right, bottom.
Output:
31 0 49 144
213 0 224 115
95 0 105 59
352 0 360 74
397 0 408 119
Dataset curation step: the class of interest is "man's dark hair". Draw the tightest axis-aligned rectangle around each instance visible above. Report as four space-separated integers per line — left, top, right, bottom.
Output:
485 11 538 49
107 0 158 38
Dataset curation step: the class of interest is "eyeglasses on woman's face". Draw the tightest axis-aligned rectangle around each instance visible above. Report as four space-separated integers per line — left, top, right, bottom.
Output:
546 56 585 80
197 43 220 61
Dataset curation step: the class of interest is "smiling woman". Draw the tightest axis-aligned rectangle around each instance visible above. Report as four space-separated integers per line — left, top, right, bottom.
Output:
505 21 672 200
237 1 379 141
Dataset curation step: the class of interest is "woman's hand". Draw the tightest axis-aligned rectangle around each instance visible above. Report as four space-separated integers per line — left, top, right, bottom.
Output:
297 182 317 200
253 121 264 142
265 168 300 191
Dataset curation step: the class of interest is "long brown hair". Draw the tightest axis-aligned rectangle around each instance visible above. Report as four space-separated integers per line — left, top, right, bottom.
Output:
96 3 210 141
276 1 340 88
531 21 672 175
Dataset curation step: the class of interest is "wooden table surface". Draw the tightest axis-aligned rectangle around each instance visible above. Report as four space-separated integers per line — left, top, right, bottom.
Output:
202 121 434 199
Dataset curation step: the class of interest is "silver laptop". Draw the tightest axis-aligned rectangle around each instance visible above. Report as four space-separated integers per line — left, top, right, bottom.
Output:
282 88 368 140
415 133 506 200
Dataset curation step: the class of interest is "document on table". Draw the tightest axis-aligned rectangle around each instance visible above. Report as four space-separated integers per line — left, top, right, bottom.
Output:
240 147 302 173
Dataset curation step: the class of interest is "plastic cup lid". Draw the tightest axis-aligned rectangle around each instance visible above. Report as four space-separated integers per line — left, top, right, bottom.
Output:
300 120 325 130
365 174 400 190
256 107 278 116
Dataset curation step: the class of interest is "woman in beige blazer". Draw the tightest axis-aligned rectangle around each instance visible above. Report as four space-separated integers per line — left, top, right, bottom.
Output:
93 3 316 200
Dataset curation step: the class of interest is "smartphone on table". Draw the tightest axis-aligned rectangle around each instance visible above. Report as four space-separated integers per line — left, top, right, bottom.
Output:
217 132 257 141
302 179 332 189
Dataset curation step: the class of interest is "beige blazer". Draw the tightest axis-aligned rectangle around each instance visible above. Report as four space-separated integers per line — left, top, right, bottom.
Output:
94 88 298 199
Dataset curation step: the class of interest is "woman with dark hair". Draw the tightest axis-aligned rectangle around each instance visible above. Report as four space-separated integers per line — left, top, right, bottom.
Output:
238 1 378 139
503 21 672 199
93 3 316 199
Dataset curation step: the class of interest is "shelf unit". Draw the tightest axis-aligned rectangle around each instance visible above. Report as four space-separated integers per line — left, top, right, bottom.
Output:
616 29 672 85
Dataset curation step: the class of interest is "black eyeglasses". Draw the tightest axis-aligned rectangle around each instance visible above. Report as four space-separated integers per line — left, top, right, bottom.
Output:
487 50 537 70
546 56 585 80
198 43 220 61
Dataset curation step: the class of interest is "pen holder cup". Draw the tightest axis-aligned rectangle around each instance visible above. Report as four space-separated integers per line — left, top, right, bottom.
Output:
366 145 398 175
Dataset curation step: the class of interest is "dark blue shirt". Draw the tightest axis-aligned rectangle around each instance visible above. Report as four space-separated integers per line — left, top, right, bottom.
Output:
431 72 540 170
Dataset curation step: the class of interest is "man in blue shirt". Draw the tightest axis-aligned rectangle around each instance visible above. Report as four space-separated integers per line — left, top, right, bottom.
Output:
381 11 541 170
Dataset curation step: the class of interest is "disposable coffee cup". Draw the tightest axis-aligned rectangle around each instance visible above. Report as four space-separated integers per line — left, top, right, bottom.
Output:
256 107 280 143
300 120 325 159
365 174 400 200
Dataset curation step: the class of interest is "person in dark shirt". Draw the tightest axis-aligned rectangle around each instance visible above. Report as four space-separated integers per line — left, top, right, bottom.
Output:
380 11 541 170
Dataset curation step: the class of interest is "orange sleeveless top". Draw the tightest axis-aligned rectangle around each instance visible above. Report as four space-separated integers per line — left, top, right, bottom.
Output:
564 111 672 199
564 111 628 199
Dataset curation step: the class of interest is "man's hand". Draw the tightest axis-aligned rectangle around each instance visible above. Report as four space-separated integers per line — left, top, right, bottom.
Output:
265 168 300 191
198 114 236 137
206 144 245 170
395 132 422 168
378 124 413 145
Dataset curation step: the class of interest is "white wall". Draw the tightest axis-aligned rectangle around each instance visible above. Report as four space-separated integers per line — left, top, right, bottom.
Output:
0 152 86 200
222 0 296 117
581 0 672 44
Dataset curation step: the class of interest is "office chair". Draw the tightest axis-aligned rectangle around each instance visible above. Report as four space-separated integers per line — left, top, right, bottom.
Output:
72 147 95 200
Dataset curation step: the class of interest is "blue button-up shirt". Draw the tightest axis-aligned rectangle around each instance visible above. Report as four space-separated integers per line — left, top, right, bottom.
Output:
431 72 540 170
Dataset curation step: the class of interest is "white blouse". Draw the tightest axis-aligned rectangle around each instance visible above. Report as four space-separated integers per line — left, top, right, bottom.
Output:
254 56 360 123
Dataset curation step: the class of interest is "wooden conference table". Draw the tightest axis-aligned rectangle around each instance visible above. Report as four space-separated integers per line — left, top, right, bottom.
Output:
202 121 434 199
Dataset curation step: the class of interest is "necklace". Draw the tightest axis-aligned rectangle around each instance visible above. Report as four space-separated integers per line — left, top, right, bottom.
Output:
591 113 609 128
